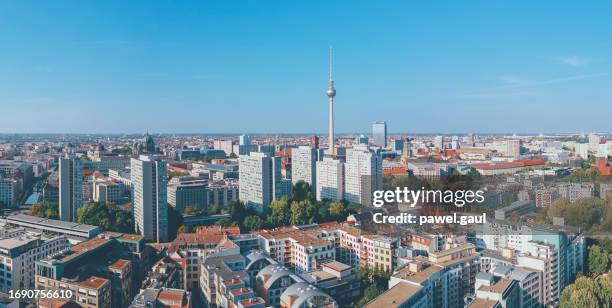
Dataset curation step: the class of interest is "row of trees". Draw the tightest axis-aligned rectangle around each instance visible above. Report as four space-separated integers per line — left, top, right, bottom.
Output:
547 197 611 232
560 242 611 308
29 200 59 219
178 181 361 234
76 202 134 233
28 201 135 233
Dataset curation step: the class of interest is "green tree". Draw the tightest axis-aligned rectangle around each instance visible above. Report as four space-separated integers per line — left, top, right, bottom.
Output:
354 285 382 307
214 217 237 227
560 275 611 308
290 201 307 226
316 202 330 222
207 204 221 215
292 181 311 202
168 170 189 178
267 198 291 227
547 197 606 230
588 244 610 275
345 203 361 215
329 201 345 220
243 215 263 231
227 200 246 222
76 202 134 233
303 200 317 223
167 206 184 240
29 200 59 219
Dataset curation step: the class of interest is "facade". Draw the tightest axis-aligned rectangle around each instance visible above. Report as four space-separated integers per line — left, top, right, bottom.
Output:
129 288 192 308
92 178 124 204
556 182 594 203
506 139 521 159
255 229 335 274
131 155 168 243
239 152 283 214
535 188 555 208
291 146 317 191
35 232 145 308
494 200 535 220
59 155 83 222
36 276 112 308
167 176 208 213
0 233 69 292
315 158 344 202
207 179 239 208
370 244 479 308
0 177 19 208
305 261 360 306
372 121 387 148
344 145 383 206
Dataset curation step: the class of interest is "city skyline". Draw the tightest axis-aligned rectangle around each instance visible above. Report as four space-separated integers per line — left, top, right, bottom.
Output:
2 1 612 134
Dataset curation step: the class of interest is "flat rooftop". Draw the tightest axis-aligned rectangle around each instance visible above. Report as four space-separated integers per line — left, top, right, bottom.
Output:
7 214 100 233
363 282 423 307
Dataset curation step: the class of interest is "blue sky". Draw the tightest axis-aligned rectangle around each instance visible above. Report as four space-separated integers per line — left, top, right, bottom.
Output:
1 1 611 134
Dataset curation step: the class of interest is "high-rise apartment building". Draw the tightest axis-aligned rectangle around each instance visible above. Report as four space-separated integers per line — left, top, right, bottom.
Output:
344 145 383 206
239 134 252 146
239 152 284 214
433 135 444 149
131 155 168 243
59 155 83 222
315 157 344 201
506 139 521 159
372 121 387 148
291 146 317 191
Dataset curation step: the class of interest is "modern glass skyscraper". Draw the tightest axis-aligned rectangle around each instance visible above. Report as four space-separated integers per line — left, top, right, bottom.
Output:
372 121 387 148
131 155 168 243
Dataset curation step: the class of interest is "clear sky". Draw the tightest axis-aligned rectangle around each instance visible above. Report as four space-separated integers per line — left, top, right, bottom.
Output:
1 1 611 134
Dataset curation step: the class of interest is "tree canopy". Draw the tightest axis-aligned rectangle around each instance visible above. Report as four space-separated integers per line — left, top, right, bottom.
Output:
76 202 134 233
547 197 608 231
29 200 59 219
560 275 612 308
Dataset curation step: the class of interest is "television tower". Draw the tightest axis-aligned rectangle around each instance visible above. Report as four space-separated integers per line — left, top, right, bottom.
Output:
326 47 336 155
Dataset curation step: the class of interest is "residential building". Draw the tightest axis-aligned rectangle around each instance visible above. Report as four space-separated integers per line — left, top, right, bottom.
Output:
279 281 337 308
291 146 317 191
129 288 192 308
315 158 344 202
556 182 594 203
59 155 83 222
167 176 208 213
0 232 69 292
506 139 521 159
131 155 168 243
207 179 239 208
35 232 145 308
344 145 382 206
239 152 284 214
